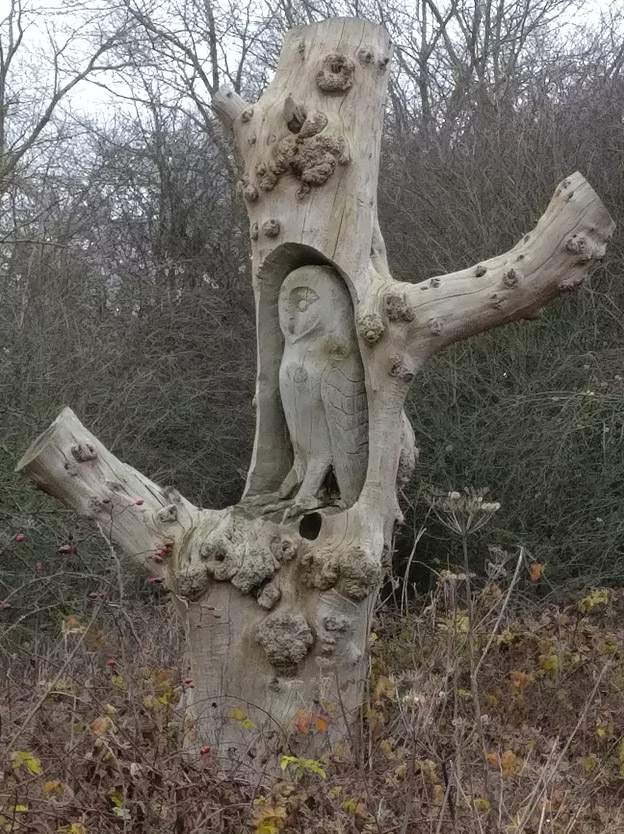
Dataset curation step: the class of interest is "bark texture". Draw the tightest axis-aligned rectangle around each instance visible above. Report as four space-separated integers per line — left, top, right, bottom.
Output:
17 17 614 772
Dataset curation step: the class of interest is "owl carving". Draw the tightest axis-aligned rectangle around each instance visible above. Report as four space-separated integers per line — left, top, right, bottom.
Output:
277 265 368 515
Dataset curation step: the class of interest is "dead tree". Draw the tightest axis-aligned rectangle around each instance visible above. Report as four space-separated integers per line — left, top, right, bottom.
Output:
17 18 614 772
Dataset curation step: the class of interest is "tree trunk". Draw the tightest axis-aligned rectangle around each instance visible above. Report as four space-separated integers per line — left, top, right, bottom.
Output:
17 17 614 774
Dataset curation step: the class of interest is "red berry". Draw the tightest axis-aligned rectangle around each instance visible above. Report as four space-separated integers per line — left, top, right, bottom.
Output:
200 746 209 756
15 534 24 542
107 659 116 667
147 578 155 585
184 678 193 685
135 499 144 506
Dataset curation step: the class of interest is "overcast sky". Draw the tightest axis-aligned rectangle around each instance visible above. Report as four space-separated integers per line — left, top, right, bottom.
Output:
3 0 620 134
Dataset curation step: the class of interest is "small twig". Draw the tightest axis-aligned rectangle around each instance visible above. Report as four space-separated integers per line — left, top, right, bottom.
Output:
474 547 524 677
7 599 105 750
516 661 611 832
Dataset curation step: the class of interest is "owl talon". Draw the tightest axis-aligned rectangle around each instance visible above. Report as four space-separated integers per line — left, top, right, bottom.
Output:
282 496 323 522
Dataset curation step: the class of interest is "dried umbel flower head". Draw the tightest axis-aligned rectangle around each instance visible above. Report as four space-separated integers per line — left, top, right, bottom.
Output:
485 544 514 580
426 487 501 535
437 569 475 587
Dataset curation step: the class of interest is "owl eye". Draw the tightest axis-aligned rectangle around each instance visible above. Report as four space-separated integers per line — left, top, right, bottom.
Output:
297 299 308 312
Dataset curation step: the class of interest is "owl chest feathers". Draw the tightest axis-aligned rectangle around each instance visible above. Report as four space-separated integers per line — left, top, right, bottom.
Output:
279 349 330 454
276 266 370 507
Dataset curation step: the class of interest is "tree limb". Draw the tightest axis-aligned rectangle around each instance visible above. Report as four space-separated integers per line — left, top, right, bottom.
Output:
393 172 615 360
15 407 199 575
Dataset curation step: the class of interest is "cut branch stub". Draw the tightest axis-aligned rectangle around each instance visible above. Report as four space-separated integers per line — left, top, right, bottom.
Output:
211 87 249 132
15 407 197 574
316 53 355 93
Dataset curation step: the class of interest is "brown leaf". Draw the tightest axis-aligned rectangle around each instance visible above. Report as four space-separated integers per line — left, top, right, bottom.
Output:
89 716 112 737
529 562 545 582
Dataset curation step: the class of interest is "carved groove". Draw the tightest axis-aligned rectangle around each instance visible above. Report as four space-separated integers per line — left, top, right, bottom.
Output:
277 266 368 512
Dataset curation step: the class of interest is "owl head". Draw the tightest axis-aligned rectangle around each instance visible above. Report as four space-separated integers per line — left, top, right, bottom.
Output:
279 265 352 344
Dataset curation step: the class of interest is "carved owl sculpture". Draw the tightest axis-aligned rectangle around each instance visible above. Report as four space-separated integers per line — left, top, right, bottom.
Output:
277 265 368 515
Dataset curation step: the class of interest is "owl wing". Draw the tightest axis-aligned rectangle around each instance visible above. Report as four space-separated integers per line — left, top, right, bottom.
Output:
321 359 369 506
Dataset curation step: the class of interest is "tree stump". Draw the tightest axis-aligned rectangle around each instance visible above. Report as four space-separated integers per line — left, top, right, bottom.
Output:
17 17 614 773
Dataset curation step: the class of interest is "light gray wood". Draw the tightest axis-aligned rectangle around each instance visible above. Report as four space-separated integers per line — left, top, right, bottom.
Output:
17 18 615 771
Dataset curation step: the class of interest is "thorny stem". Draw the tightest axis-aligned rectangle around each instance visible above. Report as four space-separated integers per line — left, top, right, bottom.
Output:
98 522 144 648
7 599 106 751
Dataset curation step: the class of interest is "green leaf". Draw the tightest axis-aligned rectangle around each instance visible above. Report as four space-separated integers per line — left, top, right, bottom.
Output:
10 750 41 775
109 789 124 808
279 755 326 779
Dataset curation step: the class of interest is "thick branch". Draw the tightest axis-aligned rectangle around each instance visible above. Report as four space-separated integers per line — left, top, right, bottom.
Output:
355 171 614 519
15 407 198 575
396 172 615 359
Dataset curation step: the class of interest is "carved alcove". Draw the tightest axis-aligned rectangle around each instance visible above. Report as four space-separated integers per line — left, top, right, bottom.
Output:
244 244 372 535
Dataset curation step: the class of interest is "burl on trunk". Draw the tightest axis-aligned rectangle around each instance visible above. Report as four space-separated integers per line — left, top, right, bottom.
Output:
17 17 614 772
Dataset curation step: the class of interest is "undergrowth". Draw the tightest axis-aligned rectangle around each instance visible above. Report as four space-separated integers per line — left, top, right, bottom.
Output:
2 539 624 833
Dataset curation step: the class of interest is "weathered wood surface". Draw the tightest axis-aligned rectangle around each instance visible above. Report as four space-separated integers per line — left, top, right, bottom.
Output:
17 17 615 770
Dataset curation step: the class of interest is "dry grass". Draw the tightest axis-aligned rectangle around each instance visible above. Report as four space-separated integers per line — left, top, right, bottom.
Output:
3 546 624 833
